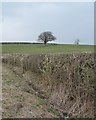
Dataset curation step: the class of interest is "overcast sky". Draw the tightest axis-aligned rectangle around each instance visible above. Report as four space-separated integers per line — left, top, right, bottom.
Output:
2 2 94 44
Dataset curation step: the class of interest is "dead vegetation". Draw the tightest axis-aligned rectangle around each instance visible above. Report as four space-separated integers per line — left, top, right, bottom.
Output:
2 53 95 118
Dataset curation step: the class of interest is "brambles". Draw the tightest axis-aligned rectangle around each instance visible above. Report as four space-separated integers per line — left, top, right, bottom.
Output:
2 53 95 118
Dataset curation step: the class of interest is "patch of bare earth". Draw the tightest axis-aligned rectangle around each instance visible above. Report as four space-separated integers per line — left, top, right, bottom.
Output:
2 64 57 118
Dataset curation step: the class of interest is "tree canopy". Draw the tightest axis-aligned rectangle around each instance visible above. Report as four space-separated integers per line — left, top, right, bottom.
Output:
38 31 56 44
74 39 80 45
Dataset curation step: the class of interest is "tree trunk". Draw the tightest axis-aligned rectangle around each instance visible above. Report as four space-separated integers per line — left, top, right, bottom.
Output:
44 40 47 45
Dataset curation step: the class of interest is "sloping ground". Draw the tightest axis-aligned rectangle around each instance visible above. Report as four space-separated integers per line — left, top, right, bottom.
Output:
2 64 59 118
2 53 95 118
0 59 2 120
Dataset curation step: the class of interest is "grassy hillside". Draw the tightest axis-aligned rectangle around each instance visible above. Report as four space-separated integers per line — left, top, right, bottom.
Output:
2 44 94 54
2 43 95 118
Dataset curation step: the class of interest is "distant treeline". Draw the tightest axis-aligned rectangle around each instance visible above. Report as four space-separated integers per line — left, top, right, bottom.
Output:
1 42 43 44
1 42 58 45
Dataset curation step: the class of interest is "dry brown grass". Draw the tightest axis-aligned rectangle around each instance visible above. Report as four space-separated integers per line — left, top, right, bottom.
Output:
2 53 95 118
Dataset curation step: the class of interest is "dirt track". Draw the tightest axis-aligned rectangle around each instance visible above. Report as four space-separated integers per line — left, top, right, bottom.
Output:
2 64 58 118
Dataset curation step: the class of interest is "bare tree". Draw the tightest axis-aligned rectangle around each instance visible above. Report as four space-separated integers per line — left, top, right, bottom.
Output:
38 31 56 44
74 39 80 45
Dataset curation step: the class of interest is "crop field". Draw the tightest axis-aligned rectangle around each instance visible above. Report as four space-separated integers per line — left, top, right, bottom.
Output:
2 44 94 54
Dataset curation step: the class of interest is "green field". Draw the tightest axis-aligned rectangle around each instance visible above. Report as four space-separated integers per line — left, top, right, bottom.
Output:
2 44 94 54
